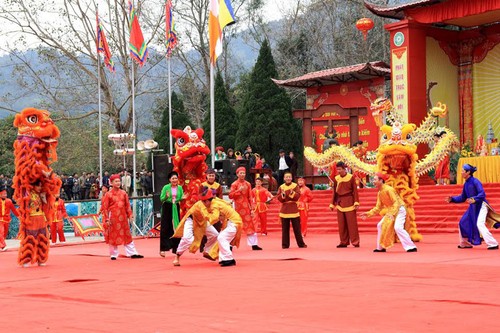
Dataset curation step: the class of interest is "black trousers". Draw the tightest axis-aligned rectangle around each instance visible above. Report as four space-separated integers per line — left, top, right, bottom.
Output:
160 202 180 253
281 217 306 248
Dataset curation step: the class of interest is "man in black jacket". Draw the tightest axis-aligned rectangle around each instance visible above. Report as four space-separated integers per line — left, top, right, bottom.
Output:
277 149 292 186
289 151 298 181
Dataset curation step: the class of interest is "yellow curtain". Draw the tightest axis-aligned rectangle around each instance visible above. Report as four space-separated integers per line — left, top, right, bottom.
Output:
457 156 500 184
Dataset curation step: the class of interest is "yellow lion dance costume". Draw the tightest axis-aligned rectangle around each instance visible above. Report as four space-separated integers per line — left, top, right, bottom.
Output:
13 108 61 266
305 99 458 243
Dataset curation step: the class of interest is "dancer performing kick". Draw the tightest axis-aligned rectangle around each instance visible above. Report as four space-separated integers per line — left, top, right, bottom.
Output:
101 174 143 260
446 164 500 250
171 188 220 266
205 192 243 267
360 172 417 253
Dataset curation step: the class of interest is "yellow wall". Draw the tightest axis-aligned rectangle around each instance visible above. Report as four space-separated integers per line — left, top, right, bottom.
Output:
426 37 459 135
473 43 500 140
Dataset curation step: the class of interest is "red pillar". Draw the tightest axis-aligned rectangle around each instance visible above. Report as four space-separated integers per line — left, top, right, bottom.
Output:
292 109 314 178
386 20 428 158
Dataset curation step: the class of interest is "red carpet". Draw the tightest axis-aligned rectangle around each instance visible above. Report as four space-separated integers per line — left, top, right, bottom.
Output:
265 183 500 234
1 233 500 332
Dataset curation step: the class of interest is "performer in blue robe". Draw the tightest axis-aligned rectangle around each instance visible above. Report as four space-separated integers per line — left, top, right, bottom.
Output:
446 164 499 249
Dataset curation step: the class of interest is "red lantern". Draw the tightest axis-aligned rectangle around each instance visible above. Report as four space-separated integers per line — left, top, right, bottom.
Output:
356 18 374 40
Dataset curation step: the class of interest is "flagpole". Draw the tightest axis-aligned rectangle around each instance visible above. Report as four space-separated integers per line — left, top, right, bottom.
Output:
210 63 215 168
98 50 103 188
97 5 103 188
168 57 173 155
132 60 137 197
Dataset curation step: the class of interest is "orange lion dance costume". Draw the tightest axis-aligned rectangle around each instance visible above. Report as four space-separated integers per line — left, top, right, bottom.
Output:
12 108 61 267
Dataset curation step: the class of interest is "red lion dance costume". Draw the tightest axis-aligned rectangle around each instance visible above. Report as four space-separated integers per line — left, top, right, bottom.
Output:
13 108 61 267
170 126 210 212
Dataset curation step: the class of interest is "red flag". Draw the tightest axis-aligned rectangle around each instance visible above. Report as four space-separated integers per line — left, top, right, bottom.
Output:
128 1 148 66
96 13 115 72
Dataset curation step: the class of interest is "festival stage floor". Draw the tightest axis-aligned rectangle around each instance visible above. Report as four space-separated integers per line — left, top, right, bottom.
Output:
2 233 500 333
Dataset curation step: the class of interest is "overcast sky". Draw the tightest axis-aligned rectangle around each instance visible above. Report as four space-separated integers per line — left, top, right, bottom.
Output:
0 1 296 55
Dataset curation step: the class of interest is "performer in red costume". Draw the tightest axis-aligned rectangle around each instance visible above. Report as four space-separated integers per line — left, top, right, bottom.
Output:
0 186 19 251
252 177 273 235
297 177 313 237
434 131 450 185
229 167 262 250
101 174 143 260
18 180 50 267
50 193 68 244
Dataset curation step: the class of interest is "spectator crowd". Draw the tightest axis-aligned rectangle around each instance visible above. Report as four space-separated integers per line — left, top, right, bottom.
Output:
0 170 154 202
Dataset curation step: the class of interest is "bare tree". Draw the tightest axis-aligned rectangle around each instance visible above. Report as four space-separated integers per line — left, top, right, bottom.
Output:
0 0 168 133
272 0 394 79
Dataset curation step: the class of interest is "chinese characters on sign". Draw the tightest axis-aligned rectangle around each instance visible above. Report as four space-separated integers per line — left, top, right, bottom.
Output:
392 47 409 123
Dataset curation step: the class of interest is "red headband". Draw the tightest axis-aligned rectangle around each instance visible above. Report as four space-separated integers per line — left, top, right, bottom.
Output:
236 167 246 174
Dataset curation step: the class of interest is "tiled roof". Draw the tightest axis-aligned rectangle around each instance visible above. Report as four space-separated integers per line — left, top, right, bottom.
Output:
272 61 390 89
364 0 445 19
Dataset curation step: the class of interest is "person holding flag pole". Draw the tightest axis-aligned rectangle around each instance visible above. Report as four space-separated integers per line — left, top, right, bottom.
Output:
208 0 236 167
128 0 148 198
166 0 178 155
96 7 115 191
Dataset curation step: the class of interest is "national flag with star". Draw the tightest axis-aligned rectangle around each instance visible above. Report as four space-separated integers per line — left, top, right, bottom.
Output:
128 1 148 66
96 13 115 73
209 0 236 65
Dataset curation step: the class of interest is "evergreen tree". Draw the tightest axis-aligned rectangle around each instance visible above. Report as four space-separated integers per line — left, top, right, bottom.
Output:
202 71 239 153
154 92 194 152
0 115 16 176
235 39 302 169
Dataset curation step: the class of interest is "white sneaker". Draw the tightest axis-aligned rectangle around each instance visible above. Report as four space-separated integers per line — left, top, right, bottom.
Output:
22 263 29 268
38 262 46 267
0 247 7 252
